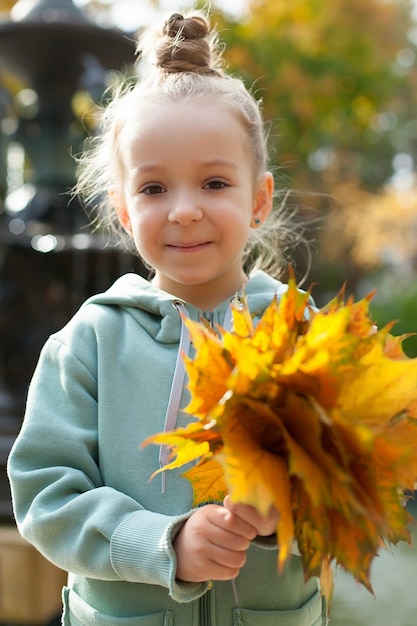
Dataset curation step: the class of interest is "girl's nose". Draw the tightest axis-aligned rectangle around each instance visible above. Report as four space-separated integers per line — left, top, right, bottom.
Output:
168 192 203 224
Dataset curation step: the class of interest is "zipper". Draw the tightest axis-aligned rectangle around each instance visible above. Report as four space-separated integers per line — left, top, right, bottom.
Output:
198 587 212 626
202 310 214 326
197 308 233 625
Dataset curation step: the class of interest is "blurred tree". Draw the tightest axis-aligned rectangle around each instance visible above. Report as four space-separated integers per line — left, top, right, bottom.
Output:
323 183 417 272
215 0 417 192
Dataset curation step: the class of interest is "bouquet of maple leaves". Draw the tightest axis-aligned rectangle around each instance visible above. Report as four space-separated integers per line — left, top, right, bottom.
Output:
143 276 417 602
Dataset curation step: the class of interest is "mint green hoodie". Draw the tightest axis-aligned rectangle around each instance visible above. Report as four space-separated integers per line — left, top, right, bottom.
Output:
8 270 325 626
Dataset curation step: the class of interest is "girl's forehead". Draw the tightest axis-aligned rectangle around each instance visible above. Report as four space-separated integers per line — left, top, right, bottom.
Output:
117 96 248 149
119 93 238 130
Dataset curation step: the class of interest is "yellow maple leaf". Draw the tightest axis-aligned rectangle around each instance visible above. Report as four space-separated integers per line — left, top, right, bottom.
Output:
183 458 228 507
143 275 417 606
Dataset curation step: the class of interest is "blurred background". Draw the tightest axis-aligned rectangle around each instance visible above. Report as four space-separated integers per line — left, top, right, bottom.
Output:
0 0 416 624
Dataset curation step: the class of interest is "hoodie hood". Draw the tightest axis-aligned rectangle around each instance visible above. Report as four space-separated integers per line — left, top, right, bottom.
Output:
82 269 289 345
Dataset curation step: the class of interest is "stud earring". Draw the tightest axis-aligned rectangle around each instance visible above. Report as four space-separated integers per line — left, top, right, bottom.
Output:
254 218 260 225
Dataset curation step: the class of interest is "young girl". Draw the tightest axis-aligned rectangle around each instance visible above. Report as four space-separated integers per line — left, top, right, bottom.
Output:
8 11 326 626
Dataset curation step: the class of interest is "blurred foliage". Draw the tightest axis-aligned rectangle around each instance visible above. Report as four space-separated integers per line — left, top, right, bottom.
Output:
370 282 417 357
0 0 14 13
214 0 417 192
322 183 417 271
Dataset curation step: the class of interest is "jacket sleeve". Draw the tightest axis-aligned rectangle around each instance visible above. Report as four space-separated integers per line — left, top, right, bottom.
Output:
7 332 209 603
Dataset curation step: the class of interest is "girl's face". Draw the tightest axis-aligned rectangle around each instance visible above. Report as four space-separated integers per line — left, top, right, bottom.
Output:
112 97 273 310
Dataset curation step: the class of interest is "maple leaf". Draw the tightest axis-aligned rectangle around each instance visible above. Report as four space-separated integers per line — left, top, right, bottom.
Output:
183 458 228 506
143 274 417 607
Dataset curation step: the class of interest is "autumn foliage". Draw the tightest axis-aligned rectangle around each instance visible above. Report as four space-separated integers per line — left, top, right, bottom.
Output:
143 277 417 601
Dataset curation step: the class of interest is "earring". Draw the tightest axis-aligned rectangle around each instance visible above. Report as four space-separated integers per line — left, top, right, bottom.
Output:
254 218 260 226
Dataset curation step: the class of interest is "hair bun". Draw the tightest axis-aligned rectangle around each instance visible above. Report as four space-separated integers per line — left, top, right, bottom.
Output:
149 12 220 75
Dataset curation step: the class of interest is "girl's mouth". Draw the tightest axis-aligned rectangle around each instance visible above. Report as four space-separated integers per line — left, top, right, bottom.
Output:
168 242 210 251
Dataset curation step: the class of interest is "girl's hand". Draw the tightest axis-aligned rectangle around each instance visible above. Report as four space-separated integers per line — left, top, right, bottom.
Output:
223 495 279 537
173 503 257 582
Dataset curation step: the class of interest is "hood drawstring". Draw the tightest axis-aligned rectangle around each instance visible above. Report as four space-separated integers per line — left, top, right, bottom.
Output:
159 301 190 493
159 301 233 493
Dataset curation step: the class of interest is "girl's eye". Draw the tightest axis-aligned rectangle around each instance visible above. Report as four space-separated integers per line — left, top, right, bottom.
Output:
204 179 227 190
141 184 166 195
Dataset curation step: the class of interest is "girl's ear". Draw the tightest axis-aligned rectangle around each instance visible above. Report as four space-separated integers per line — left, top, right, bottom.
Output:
109 188 131 233
252 172 274 227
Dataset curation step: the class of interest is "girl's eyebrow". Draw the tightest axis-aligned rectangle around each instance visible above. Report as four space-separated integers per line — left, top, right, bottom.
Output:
134 163 162 173
200 158 238 169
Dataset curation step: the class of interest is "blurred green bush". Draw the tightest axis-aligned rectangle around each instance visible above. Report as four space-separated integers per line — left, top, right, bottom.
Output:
370 283 417 358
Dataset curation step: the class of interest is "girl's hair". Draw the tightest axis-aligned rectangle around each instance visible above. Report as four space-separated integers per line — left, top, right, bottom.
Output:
75 11 301 280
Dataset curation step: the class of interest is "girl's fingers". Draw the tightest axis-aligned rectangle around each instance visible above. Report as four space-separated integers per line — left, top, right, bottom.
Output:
207 503 258 542
223 495 279 536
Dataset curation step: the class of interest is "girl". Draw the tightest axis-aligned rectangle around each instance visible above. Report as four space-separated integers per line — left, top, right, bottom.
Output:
8 11 326 626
